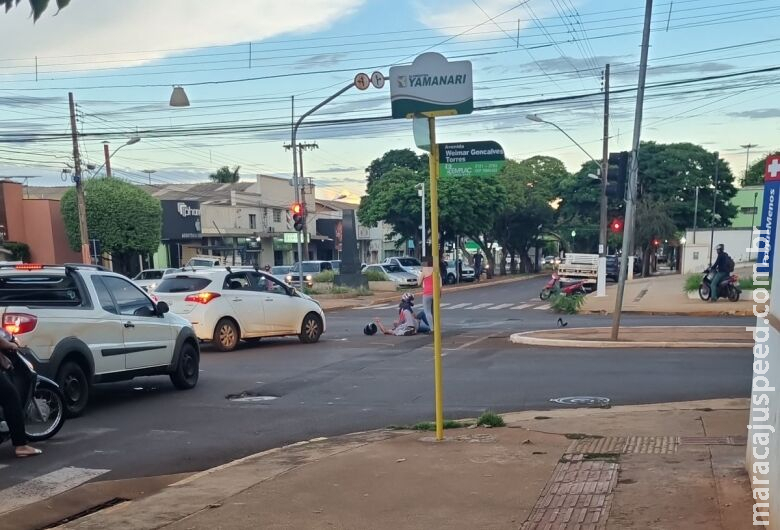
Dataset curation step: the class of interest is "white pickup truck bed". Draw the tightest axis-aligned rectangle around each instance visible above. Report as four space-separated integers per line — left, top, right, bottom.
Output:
557 253 598 282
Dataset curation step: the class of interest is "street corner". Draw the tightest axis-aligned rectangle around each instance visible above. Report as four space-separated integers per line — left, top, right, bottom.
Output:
509 326 754 348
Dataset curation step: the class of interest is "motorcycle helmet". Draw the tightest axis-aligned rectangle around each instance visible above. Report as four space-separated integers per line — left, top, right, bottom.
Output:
401 292 415 304
363 322 378 335
716 244 724 252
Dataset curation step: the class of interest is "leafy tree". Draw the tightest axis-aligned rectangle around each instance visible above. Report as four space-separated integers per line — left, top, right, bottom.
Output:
3 0 69 21
358 167 424 244
365 149 428 189
61 179 162 271
633 197 677 277
209 165 240 183
743 151 780 186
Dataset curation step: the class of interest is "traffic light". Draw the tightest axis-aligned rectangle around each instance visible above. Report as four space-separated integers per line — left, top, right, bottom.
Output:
610 218 623 234
291 202 304 232
606 151 629 199
653 239 660 247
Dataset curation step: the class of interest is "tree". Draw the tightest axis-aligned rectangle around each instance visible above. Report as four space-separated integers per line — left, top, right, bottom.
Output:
365 149 428 190
743 151 780 186
3 0 69 21
209 165 240 183
61 179 162 271
358 167 424 244
634 197 677 277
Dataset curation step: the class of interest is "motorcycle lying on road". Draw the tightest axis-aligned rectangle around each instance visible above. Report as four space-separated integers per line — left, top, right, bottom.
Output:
0 330 66 445
698 268 742 302
540 273 588 300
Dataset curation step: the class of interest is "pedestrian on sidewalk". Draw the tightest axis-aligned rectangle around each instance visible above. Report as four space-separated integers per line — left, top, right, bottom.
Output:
474 252 484 282
420 256 437 328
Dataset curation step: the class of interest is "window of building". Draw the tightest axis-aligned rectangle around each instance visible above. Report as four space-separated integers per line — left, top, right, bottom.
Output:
741 206 758 215
273 209 282 223
249 214 257 229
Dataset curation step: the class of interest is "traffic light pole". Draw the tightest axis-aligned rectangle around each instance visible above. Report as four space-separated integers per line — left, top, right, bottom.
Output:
597 64 610 297
611 0 653 340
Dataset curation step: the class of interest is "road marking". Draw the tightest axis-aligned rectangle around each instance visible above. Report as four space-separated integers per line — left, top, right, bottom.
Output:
535 304 551 310
438 303 451 308
0 464 7 471
467 303 493 310
448 303 471 309
488 303 514 310
513 303 533 310
364 303 395 309
0 467 109 515
449 335 491 351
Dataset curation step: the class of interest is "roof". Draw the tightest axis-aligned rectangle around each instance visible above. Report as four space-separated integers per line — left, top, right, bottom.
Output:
316 199 361 212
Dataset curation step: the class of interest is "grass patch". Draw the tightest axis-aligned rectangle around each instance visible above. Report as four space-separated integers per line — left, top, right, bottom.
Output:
476 411 505 428
363 269 387 282
329 285 352 294
313 270 336 283
550 293 585 314
683 274 700 293
411 420 467 431
739 276 771 291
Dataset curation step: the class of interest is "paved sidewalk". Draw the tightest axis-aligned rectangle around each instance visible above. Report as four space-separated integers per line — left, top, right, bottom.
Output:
582 268 761 316
511 325 753 348
58 399 755 529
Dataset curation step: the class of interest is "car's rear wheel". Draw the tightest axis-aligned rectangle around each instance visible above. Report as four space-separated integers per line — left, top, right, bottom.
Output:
214 318 240 352
170 342 199 389
299 313 322 344
56 361 89 418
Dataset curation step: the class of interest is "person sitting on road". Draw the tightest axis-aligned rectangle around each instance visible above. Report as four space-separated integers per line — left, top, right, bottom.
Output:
709 244 732 302
397 292 430 333
375 296 419 336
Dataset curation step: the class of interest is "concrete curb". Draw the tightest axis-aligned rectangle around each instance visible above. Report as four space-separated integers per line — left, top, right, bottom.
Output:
580 308 757 317
321 273 544 312
509 325 753 349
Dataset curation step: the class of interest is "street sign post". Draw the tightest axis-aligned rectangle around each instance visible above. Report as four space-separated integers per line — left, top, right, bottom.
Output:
438 141 505 178
757 155 780 276
390 52 473 441
354 73 370 90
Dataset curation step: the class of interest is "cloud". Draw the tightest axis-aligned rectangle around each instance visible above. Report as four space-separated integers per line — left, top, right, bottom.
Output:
309 166 362 173
727 108 780 119
0 0 365 70
0 95 65 108
294 52 350 70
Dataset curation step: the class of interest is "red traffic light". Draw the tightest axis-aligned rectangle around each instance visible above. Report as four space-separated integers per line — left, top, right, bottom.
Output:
610 218 623 233
653 239 660 246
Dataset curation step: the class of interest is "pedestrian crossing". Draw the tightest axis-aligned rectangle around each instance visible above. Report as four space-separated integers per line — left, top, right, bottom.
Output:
0 466 109 515
361 300 552 312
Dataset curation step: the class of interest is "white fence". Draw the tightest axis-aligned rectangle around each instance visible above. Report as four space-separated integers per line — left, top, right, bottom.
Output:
681 228 755 274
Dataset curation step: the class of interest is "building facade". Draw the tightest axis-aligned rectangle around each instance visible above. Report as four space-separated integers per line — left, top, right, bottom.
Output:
731 185 763 229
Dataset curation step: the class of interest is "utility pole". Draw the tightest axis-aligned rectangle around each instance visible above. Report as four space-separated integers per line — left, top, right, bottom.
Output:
611 0 653 340
693 186 699 244
289 96 304 276
103 143 112 177
709 151 720 266
597 64 610 297
741 143 758 185
69 92 90 264
298 141 318 262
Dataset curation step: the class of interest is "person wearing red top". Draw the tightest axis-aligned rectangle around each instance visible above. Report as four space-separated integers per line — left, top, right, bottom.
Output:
420 256 437 327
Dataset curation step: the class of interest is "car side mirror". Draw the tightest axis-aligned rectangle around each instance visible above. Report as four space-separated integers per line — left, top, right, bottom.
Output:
156 301 170 315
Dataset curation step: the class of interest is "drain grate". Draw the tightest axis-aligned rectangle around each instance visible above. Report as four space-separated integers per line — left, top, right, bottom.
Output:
226 391 279 403
39 498 128 529
550 396 611 408
679 435 746 446
568 436 679 455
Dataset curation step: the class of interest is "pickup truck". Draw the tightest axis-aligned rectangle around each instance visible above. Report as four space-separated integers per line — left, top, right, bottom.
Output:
0 263 200 417
557 253 598 283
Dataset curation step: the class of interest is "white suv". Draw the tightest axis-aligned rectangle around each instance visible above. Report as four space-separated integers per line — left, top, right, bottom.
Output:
0 264 200 417
152 267 326 351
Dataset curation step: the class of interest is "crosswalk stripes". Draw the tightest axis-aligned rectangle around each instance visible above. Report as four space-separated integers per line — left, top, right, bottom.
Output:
0 467 109 515
535 304 552 310
358 301 552 312
467 303 493 310
512 303 533 310
448 303 470 309
488 303 514 310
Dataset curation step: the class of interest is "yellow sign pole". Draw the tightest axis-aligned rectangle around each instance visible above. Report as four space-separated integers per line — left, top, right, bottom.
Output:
426 116 445 441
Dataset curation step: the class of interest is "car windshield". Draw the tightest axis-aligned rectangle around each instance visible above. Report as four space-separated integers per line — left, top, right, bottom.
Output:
397 258 420 267
137 270 164 280
384 264 403 273
271 266 289 274
301 263 322 272
155 277 212 293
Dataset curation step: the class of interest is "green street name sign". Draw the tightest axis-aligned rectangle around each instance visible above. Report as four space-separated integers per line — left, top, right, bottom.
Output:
438 141 506 178
389 53 473 119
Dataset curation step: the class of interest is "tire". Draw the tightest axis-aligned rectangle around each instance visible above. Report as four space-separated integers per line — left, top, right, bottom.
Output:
213 318 240 352
540 288 552 301
170 342 199 390
25 381 66 442
56 361 89 418
728 285 740 302
446 273 456 285
299 313 323 344
698 283 711 301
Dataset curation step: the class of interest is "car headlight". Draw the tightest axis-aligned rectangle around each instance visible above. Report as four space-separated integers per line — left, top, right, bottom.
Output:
306 275 313 281
286 275 292 282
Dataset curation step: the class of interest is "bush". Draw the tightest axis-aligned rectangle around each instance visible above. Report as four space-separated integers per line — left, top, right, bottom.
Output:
739 276 771 291
476 411 505 427
2 241 30 262
550 293 585 314
412 420 466 431
683 274 700 293
313 270 336 283
362 269 387 281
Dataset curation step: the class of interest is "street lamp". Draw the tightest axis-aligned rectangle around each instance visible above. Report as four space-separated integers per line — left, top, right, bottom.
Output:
91 137 141 177
142 169 157 184
416 182 426 257
170 86 190 107
526 114 599 165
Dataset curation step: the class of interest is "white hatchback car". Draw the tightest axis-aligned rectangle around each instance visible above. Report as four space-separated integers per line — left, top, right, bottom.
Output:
152 268 326 351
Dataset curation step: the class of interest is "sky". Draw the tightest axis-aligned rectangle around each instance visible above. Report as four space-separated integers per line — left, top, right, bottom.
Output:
0 0 778 202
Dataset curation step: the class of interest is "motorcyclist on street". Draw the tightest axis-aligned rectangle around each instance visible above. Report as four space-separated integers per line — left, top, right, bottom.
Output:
710 243 730 302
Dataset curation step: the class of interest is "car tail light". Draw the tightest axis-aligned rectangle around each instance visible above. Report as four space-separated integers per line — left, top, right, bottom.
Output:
3 313 38 334
15 263 43 270
184 292 221 304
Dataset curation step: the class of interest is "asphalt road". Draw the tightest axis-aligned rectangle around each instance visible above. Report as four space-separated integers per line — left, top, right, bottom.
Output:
0 275 754 518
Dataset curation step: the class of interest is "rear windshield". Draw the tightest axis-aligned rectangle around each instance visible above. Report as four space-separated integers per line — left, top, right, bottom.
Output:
0 274 82 306
302 263 328 272
271 266 289 274
155 277 212 293
384 264 402 273
397 258 420 267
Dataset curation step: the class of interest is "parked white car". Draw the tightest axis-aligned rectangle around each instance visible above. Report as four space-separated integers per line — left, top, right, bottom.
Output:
445 260 475 284
383 257 422 276
133 268 179 292
363 264 419 287
152 268 326 351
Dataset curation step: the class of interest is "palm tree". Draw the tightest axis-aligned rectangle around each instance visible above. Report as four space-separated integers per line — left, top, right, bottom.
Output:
209 165 241 184
4 0 70 22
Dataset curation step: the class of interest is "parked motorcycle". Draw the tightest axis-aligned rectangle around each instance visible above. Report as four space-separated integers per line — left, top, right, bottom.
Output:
698 268 741 302
0 330 66 444
540 273 587 300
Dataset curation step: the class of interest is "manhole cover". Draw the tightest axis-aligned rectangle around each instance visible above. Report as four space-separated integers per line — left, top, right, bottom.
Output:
226 391 279 402
550 396 611 407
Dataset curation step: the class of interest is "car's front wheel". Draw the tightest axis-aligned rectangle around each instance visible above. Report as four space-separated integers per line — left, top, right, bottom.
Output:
170 342 199 389
299 313 323 344
56 361 89 418
214 318 240 352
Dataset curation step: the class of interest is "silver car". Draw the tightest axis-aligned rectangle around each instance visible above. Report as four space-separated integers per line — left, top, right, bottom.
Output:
133 268 179 292
383 257 422 276
363 264 419 287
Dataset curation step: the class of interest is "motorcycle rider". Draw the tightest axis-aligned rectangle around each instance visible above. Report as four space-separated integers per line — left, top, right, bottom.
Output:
710 243 731 302
0 334 41 457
